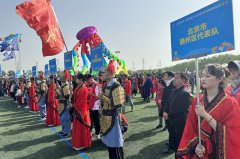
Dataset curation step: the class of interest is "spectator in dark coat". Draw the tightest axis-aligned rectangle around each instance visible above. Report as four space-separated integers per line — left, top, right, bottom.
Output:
163 73 191 155
0 79 4 97
143 74 153 103
161 71 175 131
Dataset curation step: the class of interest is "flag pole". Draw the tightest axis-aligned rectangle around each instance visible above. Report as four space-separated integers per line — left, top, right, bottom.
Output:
18 35 21 76
15 56 17 74
50 1 69 53
195 58 202 148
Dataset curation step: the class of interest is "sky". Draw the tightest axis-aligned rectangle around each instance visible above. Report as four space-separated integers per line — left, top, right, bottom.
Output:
0 0 240 72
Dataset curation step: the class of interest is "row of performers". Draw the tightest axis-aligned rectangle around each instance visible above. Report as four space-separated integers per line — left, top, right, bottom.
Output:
24 61 126 159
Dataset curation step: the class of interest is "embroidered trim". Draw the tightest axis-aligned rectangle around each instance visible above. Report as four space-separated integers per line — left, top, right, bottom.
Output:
176 137 199 158
201 91 227 126
201 128 210 138
216 123 226 159
203 91 226 113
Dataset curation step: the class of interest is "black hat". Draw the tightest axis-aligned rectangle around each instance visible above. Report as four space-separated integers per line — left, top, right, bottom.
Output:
86 74 93 80
49 75 54 79
228 61 240 71
98 71 104 76
30 77 35 81
163 71 174 78
76 73 86 81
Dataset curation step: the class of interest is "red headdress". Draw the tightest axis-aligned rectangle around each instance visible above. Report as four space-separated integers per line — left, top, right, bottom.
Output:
64 70 69 81
107 60 116 74
39 72 44 80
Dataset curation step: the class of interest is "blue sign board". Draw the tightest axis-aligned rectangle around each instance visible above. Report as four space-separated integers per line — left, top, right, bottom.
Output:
25 70 29 77
0 65 2 77
44 64 48 76
16 70 21 78
171 0 234 61
12 71 15 78
32 66 37 77
49 58 57 75
64 51 72 70
90 43 106 71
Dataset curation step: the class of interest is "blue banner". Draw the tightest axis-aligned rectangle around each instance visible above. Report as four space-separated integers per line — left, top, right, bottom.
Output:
12 71 15 78
64 51 72 70
49 58 57 75
32 66 37 77
44 64 48 76
25 70 29 77
16 70 21 78
90 43 106 71
171 0 234 61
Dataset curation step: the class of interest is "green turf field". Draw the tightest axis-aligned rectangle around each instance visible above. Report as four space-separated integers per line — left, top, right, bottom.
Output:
0 96 174 159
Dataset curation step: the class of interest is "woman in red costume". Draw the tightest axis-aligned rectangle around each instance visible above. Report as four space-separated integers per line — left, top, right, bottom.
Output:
71 73 91 150
46 75 60 127
225 61 240 105
176 64 240 159
150 75 156 98
29 77 39 112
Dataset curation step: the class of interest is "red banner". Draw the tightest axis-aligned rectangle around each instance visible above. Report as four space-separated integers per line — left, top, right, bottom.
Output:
16 0 64 57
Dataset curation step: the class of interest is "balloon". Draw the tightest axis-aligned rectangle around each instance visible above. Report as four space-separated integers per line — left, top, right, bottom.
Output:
82 67 88 75
76 26 97 41
86 54 92 62
123 66 128 75
73 56 78 69
81 54 88 67
115 64 123 75
122 61 126 67
69 49 78 75
74 26 128 75
70 70 74 76
91 71 98 76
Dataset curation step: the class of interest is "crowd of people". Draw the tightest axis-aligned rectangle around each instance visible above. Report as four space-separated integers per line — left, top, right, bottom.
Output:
1 60 240 159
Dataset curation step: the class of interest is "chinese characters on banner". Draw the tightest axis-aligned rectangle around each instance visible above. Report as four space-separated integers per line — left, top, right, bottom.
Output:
32 66 37 77
171 0 234 61
64 51 73 70
49 58 57 74
90 43 106 71
44 64 48 76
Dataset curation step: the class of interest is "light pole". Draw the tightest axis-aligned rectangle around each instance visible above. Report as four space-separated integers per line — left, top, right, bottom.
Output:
142 58 145 70
115 50 120 57
115 50 120 67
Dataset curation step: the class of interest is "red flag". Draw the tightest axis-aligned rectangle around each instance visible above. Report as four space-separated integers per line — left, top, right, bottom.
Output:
16 0 64 57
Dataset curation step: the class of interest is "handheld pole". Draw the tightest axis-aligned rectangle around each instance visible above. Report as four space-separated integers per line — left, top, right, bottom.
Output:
195 58 202 148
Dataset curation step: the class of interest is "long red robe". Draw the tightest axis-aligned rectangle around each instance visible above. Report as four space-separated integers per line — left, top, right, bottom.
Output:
124 79 132 96
150 78 156 94
225 85 240 106
29 82 39 111
72 84 91 148
46 83 60 126
134 78 139 91
176 91 240 159
155 83 163 110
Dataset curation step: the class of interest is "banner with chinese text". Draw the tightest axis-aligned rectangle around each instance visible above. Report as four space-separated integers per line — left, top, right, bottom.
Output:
171 0 234 61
